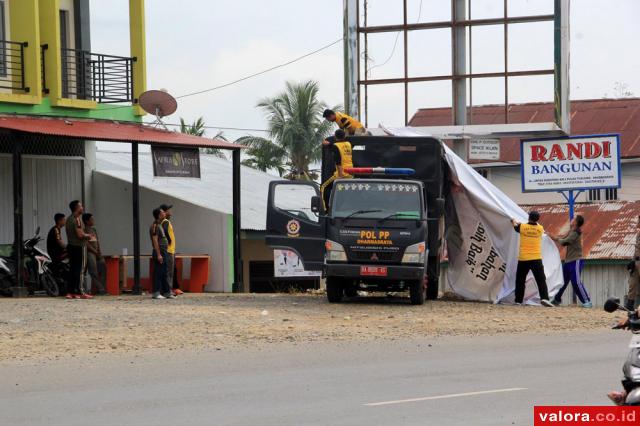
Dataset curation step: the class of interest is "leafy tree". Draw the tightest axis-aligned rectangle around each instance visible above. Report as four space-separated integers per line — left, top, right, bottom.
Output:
239 81 337 180
179 117 227 158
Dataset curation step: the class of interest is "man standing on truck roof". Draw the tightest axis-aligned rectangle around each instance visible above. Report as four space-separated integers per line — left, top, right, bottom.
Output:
320 129 354 210
322 109 367 136
511 211 554 307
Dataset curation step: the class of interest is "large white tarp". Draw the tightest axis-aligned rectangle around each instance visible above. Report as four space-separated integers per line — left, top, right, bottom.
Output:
379 126 563 304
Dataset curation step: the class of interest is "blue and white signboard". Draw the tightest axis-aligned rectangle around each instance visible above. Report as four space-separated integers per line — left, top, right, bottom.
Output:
521 134 621 192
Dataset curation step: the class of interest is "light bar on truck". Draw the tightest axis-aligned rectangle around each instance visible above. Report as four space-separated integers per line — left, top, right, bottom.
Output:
345 167 415 176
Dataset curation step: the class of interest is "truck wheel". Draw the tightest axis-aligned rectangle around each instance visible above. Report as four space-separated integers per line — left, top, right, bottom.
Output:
326 278 343 303
409 280 425 305
426 277 439 300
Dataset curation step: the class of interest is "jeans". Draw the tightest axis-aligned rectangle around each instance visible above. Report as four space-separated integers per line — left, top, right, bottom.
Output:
152 249 170 296
67 245 86 295
165 252 175 291
515 259 549 304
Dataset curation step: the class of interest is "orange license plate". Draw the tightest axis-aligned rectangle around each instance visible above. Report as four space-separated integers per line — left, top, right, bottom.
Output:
360 266 388 277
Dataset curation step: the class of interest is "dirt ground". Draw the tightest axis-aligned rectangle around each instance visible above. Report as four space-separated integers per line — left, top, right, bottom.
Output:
0 293 618 362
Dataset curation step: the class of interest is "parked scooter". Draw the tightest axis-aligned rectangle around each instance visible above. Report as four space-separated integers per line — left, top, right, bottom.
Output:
604 297 640 405
0 227 59 297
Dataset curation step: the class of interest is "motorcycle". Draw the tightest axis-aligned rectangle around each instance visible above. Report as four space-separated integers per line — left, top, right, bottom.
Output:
0 227 59 297
0 256 12 296
604 297 640 405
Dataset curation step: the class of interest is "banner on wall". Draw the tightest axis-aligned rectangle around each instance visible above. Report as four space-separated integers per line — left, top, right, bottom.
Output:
152 147 201 178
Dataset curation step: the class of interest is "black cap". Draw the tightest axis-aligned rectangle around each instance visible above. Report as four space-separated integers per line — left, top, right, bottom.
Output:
153 208 162 220
159 204 173 211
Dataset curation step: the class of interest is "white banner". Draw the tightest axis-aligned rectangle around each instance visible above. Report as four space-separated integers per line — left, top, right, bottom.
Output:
379 125 564 304
274 249 321 278
521 135 620 192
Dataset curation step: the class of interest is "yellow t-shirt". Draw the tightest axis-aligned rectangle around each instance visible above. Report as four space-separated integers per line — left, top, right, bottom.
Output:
162 219 176 254
334 112 364 134
517 223 544 261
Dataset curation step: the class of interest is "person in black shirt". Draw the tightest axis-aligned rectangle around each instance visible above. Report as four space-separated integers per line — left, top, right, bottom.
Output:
47 213 67 263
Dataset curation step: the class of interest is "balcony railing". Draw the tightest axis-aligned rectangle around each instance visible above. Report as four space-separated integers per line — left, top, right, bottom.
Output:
0 40 29 92
59 48 135 103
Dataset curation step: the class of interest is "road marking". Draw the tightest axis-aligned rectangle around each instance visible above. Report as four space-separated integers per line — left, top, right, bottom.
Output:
364 387 527 407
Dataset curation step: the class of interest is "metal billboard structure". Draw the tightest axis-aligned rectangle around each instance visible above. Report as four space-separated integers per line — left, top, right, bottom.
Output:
343 0 570 155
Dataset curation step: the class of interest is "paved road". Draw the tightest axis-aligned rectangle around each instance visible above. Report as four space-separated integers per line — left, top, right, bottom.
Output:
0 331 630 426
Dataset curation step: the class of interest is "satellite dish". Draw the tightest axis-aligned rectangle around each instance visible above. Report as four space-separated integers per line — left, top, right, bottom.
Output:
139 89 178 130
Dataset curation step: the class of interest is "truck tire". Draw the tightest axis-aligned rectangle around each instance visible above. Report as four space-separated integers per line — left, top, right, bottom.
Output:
344 285 358 298
326 277 343 303
409 279 425 305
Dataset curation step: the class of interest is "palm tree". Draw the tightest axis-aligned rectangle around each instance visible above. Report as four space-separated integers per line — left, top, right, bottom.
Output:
179 117 227 158
239 80 337 180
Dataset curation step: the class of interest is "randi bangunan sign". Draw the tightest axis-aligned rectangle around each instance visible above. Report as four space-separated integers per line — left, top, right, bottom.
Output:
151 147 201 178
520 134 620 192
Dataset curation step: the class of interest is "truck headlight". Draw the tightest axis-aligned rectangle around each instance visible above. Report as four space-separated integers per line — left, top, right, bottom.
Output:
402 242 427 264
325 240 347 262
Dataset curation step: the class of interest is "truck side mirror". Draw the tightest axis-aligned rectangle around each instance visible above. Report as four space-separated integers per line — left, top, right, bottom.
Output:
311 196 324 214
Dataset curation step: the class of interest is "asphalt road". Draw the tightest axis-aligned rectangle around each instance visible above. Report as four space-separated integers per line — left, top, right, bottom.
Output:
0 331 630 426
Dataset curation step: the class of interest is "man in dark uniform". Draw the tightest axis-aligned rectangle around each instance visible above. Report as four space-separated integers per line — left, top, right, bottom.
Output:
47 213 67 263
320 129 354 210
65 200 94 299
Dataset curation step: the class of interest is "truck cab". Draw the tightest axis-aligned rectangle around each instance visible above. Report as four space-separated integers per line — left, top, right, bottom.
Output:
266 136 447 305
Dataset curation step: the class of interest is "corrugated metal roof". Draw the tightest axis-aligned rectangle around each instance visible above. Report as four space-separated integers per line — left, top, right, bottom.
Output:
0 115 240 149
520 201 640 260
409 98 640 163
96 151 279 231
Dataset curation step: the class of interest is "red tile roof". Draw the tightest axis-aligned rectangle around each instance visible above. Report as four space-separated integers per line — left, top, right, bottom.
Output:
521 201 640 260
0 115 241 149
410 98 640 162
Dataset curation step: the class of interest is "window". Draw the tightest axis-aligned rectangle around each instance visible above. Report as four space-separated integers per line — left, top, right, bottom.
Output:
60 9 70 98
0 1 6 78
273 184 319 223
588 189 601 202
476 168 490 179
605 188 618 201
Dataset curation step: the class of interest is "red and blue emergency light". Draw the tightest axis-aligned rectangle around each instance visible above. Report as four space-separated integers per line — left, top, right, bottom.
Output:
345 167 415 176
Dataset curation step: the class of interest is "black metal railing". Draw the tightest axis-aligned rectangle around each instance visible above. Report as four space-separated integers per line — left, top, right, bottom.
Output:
0 40 29 92
60 48 134 103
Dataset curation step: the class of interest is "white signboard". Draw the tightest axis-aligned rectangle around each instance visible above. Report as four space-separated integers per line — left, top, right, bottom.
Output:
274 249 321 278
469 139 500 160
521 134 621 192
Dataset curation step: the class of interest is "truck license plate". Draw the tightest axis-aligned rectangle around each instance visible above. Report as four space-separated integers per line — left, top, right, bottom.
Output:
360 266 388 277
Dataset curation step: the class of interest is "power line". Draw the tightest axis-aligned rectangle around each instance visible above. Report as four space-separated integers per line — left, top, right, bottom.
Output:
175 38 342 99
100 37 343 111
148 122 269 133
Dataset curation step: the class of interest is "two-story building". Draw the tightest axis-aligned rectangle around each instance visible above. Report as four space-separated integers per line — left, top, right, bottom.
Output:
0 0 146 241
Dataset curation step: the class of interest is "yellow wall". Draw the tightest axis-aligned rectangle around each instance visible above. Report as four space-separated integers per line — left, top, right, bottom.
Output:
241 239 274 292
0 0 41 104
129 0 147 116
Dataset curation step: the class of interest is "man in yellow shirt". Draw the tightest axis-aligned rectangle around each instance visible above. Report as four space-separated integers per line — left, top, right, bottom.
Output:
320 129 354 210
322 109 367 136
160 204 184 296
511 211 553 307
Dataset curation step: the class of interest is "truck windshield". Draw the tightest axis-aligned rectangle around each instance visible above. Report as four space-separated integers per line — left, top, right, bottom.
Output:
331 181 422 220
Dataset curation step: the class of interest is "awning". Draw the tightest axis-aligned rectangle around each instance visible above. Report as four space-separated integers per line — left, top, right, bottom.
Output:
0 115 241 149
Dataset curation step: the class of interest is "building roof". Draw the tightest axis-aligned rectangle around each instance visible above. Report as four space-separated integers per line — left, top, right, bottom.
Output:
96 151 279 231
0 115 240 149
409 98 640 163
521 201 640 260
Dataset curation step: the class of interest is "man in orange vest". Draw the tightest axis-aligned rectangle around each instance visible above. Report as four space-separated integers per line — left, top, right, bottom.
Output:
320 129 354 210
511 211 554 307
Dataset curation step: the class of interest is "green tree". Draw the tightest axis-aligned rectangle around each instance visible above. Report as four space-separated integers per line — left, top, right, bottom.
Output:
179 117 227 158
239 80 337 180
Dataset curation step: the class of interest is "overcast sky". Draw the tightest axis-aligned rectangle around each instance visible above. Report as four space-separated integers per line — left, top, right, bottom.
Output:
90 0 640 143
